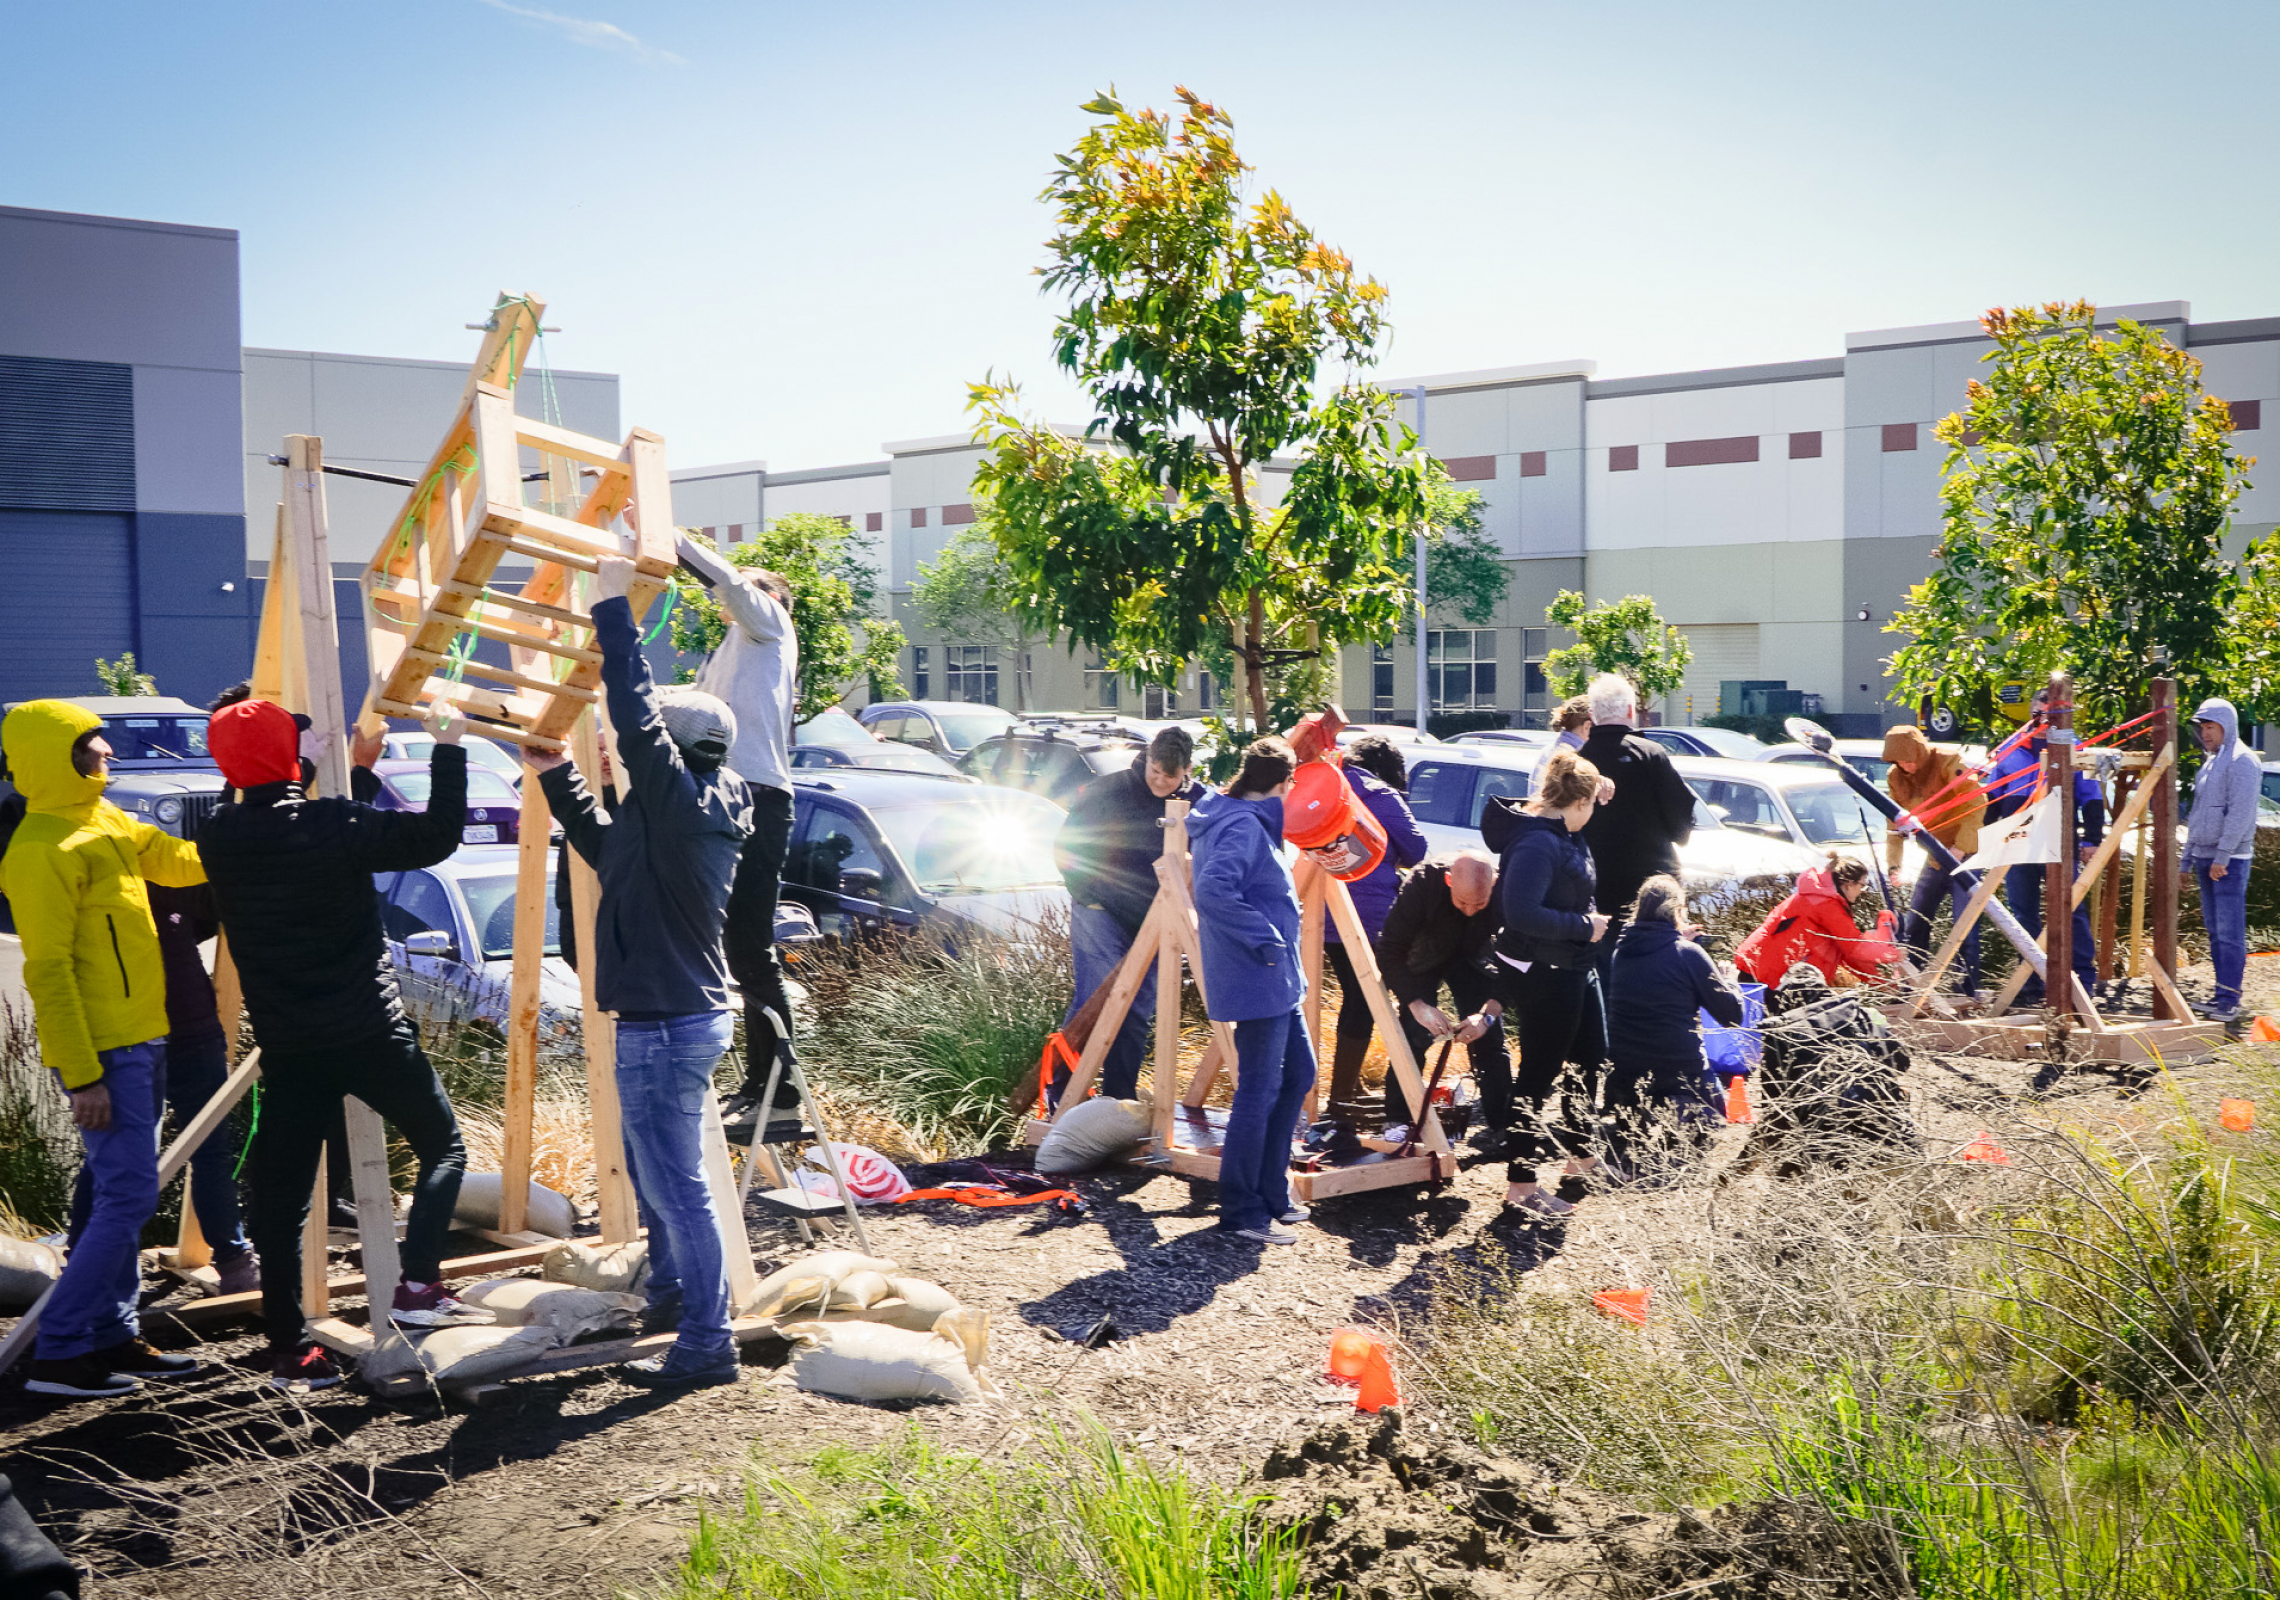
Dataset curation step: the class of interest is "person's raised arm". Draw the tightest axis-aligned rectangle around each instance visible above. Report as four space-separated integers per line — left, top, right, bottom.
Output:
340 714 467 872
592 555 695 808
531 749 608 869
676 534 787 644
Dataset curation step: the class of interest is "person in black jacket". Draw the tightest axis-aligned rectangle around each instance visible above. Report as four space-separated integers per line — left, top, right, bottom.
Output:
530 553 753 1389
1480 750 1611 1217
1050 727 1201 1101
199 698 479 1392
1575 675 1695 980
1375 852 1503 1131
1603 874 1746 1180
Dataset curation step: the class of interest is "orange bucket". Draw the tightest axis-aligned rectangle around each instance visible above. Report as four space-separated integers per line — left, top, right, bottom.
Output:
1284 761 1387 881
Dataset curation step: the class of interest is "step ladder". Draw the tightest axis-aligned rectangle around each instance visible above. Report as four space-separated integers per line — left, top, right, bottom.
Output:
731 1007 872 1254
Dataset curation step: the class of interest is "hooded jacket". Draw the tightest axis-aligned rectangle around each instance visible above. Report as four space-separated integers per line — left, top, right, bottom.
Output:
0 699 205 1088
1576 724 1695 915
1186 790 1306 1022
1607 918 1745 1081
2185 698 2261 862
1882 726 1984 871
1483 798 1598 969
1735 866 1885 988
1326 766 1429 946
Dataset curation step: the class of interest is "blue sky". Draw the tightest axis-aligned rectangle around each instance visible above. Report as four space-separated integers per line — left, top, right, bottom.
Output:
7 1 2276 469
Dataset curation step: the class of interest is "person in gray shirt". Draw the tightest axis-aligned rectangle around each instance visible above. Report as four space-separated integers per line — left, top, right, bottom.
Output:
2185 697 2261 1020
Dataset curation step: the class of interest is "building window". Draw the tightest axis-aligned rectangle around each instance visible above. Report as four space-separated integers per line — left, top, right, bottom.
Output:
1439 455 1496 482
2233 399 2263 432
1522 627 1549 727
1197 671 1215 712
1789 431 1822 459
1665 435 1759 468
1520 450 1547 477
1428 629 1497 711
865 511 883 532
943 503 976 525
1371 645 1394 714
1881 423 1917 453
1608 445 1639 472
944 645 996 705
727 523 745 541
1085 658 1119 708
910 506 929 528
1141 683 1179 718
910 646 929 700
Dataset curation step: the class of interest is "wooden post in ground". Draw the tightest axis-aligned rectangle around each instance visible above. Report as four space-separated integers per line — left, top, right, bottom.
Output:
499 766 552 1235
570 687 639 1243
2098 772 2128 980
2151 676 2184 1020
2129 803 2151 980
2044 671 2076 1023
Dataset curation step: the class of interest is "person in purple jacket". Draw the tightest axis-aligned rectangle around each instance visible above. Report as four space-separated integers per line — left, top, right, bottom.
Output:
1188 737 1314 1246
1318 736 1428 1122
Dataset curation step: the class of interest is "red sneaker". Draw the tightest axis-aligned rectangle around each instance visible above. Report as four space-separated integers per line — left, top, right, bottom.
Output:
268 1342 344 1394
389 1279 493 1329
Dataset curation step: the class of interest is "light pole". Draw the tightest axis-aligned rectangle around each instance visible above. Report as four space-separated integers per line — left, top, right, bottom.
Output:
1404 386 1429 730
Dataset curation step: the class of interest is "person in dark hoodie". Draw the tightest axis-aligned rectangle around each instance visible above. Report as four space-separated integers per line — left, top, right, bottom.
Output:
1050 726 1203 1101
1574 674 1695 980
1481 749 1611 1217
1317 735 1427 1120
529 553 753 1387
1603 874 1746 1179
1188 737 1314 1245
1375 851 1503 1132
2185 698 2260 1021
198 697 482 1392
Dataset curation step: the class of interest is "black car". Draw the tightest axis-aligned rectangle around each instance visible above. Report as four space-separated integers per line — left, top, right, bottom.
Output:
957 724 1145 808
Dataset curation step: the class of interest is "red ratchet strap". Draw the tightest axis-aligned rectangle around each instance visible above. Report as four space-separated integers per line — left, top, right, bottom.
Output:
896 1186 1081 1208
1034 1033 1080 1111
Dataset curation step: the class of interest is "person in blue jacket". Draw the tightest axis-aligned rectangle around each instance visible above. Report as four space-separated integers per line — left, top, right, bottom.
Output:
1188 737 1315 1245
1603 874 1747 1180
1318 735 1428 1121
1984 689 2102 1003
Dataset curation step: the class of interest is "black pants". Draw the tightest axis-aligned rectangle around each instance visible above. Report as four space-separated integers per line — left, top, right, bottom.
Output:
1601 1057 1720 1176
1392 962 1505 1130
726 780 797 1098
1499 962 1606 1184
1899 857 1981 992
248 1026 466 1348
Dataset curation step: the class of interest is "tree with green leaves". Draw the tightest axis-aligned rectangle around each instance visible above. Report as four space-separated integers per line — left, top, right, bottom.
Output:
1541 591 1691 703
94 653 156 696
909 525 1037 711
968 87 1432 731
669 513 905 718
1399 482 1507 625
1886 301 2260 735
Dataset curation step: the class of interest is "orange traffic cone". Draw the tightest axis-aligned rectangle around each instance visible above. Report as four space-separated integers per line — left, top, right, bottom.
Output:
2221 1099 2257 1133
1354 1344 1402 1413
2250 1016 2280 1044
1327 1328 1378 1381
1592 1287 1652 1325
1725 1076 1753 1124
1326 1328 1402 1411
1958 1133 2013 1165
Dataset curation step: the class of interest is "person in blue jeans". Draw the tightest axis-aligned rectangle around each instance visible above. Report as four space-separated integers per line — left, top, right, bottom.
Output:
1983 693 2103 1004
2185 698 2261 1020
1188 737 1315 1246
534 553 753 1388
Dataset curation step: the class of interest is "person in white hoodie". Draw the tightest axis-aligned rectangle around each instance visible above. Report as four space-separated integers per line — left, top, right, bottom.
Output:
2185 697 2261 1020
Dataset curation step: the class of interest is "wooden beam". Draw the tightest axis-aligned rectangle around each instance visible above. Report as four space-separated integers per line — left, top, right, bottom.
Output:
1319 869 1448 1152
512 413 636 475
625 428 677 572
500 765 551 1236
2151 676 2184 1019
1297 857 1326 1123
2045 672 2076 1023
569 695 638 1242
343 1098 409 1359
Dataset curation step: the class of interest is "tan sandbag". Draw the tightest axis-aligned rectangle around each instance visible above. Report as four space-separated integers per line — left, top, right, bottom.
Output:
781 1310 998 1404
359 1324 563 1385
542 1238 649 1295
824 1270 895 1311
453 1173 576 1239
1035 1095 1153 1174
817 1275 962 1333
459 1279 642 1339
0 1235 63 1313
749 1250 899 1318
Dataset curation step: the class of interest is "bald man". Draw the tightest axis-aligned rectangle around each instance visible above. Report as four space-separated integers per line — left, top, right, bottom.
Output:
1373 851 1507 1135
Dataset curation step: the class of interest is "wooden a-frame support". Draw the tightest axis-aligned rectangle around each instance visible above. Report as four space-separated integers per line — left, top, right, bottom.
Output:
1029 799 1454 1202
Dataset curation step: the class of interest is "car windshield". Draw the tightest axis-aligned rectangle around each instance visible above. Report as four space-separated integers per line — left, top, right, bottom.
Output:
1684 726 1769 758
936 711 1018 753
102 715 210 762
1786 782 1878 845
869 793 1064 894
457 872 561 961
387 768 521 805
797 708 875 749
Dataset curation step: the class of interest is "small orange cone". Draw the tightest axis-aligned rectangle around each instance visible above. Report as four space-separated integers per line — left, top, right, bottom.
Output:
1592 1287 1652 1325
1959 1133 2013 1165
1353 1345 1402 1413
2221 1099 2257 1132
1725 1076 1753 1124
1327 1328 1378 1381
2250 1016 2280 1044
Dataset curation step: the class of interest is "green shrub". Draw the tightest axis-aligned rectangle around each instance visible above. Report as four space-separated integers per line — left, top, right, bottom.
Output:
0 998 77 1233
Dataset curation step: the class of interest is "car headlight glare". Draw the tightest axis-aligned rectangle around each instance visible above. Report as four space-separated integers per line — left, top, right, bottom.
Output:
154 797 183 824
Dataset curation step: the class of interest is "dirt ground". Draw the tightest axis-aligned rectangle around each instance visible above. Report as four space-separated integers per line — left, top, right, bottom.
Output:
3 953 2273 1600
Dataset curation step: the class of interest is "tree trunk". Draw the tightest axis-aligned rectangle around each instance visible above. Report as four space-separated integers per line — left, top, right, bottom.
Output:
1245 588 1270 729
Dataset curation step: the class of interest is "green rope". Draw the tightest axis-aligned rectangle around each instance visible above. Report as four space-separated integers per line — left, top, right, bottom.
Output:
233 1083 261 1178
641 583 678 645
386 443 478 561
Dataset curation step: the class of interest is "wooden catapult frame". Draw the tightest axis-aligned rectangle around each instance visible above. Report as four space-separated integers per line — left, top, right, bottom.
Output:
1027 795 1456 1201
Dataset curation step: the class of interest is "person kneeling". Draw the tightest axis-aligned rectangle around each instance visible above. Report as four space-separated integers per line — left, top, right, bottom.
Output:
1603 875 1745 1182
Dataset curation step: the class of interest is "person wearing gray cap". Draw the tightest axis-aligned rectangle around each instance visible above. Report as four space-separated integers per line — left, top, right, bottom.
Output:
529 554 754 1389
2185 697 2260 1021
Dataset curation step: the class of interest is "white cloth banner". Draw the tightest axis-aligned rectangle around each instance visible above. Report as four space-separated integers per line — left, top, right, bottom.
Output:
1960 791 2060 874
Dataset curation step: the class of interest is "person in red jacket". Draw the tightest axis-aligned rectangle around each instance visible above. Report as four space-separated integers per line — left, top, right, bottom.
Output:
1735 856 1895 992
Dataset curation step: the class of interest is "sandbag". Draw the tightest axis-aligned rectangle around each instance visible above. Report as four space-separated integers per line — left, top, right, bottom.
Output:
453 1173 577 1239
1035 1095 1153 1174
816 1275 962 1333
748 1249 900 1319
781 1309 997 1404
542 1238 649 1295
0 1236 62 1313
459 1279 642 1339
360 1324 563 1385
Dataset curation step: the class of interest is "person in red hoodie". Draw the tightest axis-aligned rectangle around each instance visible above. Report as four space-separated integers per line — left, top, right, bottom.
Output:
1735 855 1895 993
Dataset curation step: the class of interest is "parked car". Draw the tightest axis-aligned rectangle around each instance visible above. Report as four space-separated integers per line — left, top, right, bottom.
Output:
380 729 524 786
1758 737 1897 792
1636 725 1773 760
859 700 1020 758
367 758 528 844
1446 728 1554 750
1 695 228 839
792 706 969 778
1401 743 1823 913
959 725 1144 807
1335 722 1444 749
785 770 1068 941
1668 755 1892 870
377 846 586 1036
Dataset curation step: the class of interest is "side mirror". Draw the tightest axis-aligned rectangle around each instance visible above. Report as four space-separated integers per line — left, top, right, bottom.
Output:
838 867 886 902
404 929 459 961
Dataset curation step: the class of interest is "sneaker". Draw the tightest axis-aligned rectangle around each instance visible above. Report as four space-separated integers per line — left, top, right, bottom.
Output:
620 1350 740 1389
268 1342 345 1394
214 1250 261 1297
1503 1190 1575 1220
24 1354 139 1399
94 1337 198 1380
1276 1203 1312 1226
2199 1001 2243 1022
639 1293 685 1337
1468 1125 1511 1155
1231 1222 1300 1245
390 1279 494 1329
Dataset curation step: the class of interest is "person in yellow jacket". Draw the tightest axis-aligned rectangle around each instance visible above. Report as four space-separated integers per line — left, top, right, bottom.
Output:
1883 724 1988 999
0 699 207 1400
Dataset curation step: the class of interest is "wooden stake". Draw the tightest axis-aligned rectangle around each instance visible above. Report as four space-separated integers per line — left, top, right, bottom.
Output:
344 1098 406 1357
1298 859 1326 1123
2129 805 2150 980
2151 676 2184 1019
499 764 551 1235
2045 672 2076 1023
302 1152 330 1318
569 704 638 1243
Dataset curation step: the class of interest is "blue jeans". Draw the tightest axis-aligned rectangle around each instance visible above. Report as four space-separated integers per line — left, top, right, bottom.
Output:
2006 864 2096 999
2195 855 2252 1010
1059 904 1153 1102
67 1028 250 1266
1217 1007 1316 1233
41 1039 164 1361
616 1012 738 1362
1902 861 1981 993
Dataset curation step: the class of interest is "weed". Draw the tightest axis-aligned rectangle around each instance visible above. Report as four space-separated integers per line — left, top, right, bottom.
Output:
0 996 76 1232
